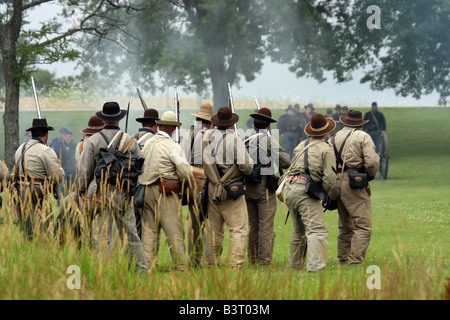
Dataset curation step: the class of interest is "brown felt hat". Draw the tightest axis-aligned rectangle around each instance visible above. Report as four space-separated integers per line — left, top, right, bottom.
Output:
250 107 277 123
190 103 213 121
136 108 160 123
339 110 369 127
26 118 55 132
210 106 239 128
304 113 336 137
81 116 105 135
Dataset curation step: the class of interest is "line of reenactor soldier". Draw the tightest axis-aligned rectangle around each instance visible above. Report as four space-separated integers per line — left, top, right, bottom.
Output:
6 98 379 273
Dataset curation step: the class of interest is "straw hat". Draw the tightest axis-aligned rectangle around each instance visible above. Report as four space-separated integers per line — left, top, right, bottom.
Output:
190 103 213 121
156 111 182 127
339 110 369 127
304 113 336 137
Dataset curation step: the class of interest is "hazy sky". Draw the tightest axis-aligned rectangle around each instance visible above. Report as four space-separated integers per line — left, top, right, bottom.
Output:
27 3 440 108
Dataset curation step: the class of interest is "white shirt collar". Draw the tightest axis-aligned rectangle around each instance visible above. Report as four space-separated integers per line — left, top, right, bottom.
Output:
156 130 171 139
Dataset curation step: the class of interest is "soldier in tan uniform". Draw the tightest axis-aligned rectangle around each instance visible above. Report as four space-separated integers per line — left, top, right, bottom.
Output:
202 106 253 268
283 113 336 272
245 108 291 265
78 102 147 274
133 108 159 238
13 118 65 238
138 111 193 271
183 102 213 266
331 110 379 265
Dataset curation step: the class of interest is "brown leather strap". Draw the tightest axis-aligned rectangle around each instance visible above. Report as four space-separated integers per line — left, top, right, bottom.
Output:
122 137 135 154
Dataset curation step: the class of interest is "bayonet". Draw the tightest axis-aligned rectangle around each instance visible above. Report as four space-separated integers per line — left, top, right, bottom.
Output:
31 76 42 119
174 87 180 144
136 88 148 110
227 83 239 137
125 102 130 133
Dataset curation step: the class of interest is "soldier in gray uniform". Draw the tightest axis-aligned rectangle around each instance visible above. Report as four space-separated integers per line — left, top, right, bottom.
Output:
134 108 159 149
78 102 147 274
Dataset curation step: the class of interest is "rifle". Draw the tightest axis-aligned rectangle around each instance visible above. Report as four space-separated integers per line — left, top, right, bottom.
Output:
125 102 130 133
227 83 239 137
31 76 42 119
136 88 148 110
174 87 180 144
30 77 59 199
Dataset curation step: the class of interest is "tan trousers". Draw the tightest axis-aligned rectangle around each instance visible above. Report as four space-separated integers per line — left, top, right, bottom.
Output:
336 173 373 265
141 184 189 271
204 187 249 268
245 177 277 265
284 179 329 272
90 185 147 274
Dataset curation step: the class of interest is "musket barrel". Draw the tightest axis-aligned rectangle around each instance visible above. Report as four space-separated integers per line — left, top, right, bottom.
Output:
227 83 239 137
136 88 148 110
31 77 42 119
174 87 180 144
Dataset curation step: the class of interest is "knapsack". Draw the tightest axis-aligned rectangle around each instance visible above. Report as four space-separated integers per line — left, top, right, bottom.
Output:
94 131 144 191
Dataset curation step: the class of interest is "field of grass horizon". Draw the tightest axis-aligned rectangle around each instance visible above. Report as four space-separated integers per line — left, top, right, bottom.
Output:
0 106 448 301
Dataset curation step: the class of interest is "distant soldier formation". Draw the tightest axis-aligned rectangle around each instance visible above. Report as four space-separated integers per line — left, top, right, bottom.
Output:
3 92 384 273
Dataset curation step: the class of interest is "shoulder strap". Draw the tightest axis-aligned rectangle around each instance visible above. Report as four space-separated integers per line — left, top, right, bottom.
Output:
333 130 354 167
285 139 318 176
99 132 110 146
138 132 151 144
304 138 310 174
122 137 135 154
79 140 84 155
18 141 40 175
189 129 202 163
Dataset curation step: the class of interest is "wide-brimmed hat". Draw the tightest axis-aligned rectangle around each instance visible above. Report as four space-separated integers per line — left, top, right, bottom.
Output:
191 102 213 121
250 107 277 123
210 106 239 128
286 105 294 112
136 108 160 123
96 102 127 122
339 110 369 127
26 118 55 132
156 111 181 127
304 113 336 137
81 116 105 134
305 103 315 111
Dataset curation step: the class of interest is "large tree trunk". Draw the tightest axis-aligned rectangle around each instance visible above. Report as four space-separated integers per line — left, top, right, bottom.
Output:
1 2 23 170
208 47 235 114
2 68 20 170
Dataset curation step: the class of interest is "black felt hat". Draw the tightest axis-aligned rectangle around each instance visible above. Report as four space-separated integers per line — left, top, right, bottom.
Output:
26 118 55 132
96 102 127 122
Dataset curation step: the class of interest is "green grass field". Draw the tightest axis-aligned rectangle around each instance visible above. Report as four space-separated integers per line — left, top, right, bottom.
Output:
0 106 449 300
